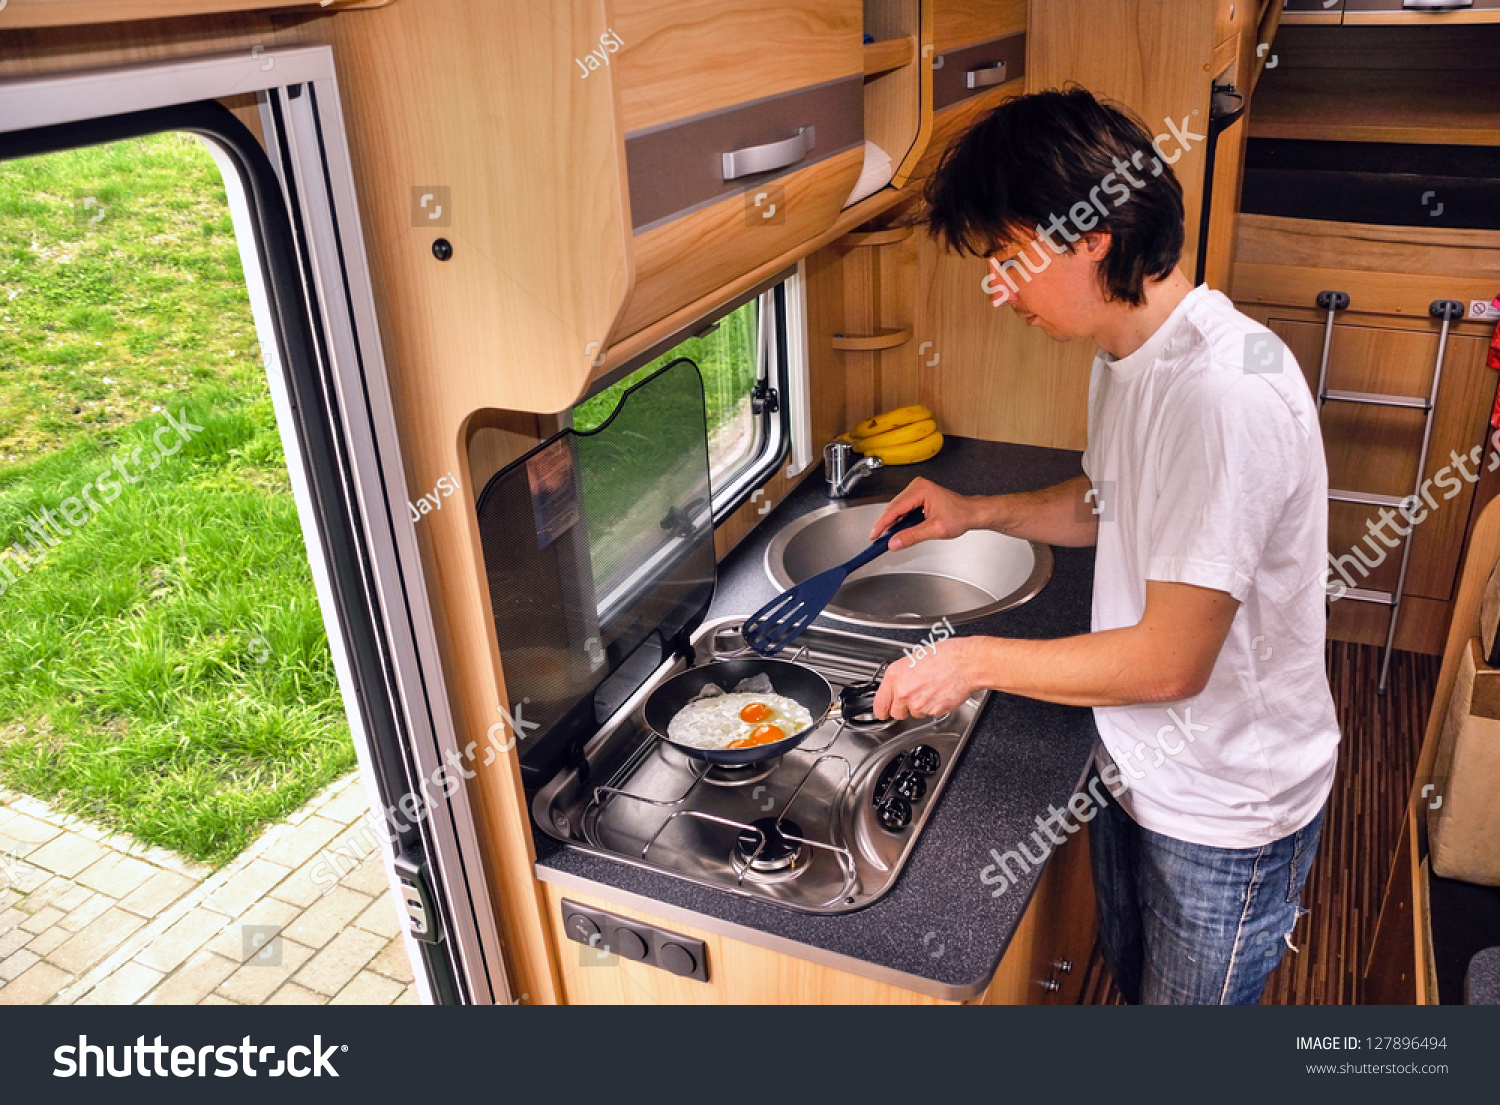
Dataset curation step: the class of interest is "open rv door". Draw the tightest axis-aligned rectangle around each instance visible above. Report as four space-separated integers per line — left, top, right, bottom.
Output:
0 47 511 1004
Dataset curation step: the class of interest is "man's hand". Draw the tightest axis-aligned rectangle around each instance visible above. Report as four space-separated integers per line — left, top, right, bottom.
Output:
874 637 981 720
867 478 977 551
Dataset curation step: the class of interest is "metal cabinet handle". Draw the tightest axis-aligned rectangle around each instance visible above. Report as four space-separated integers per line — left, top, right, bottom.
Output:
721 126 816 181
1402 0 1473 8
965 61 1007 90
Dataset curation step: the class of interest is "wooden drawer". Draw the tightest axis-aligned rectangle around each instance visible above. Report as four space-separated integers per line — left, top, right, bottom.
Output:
912 31 1026 180
614 143 866 337
610 0 863 134
931 31 1026 113
933 0 1027 51
624 78 864 232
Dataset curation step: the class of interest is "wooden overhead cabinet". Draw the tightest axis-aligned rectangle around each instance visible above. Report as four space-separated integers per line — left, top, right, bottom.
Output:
606 0 868 342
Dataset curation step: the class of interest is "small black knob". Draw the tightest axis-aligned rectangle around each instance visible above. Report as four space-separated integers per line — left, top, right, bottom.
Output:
611 928 649 961
893 773 926 802
432 238 453 261
658 942 697 978
909 745 940 775
565 913 600 944
878 797 912 832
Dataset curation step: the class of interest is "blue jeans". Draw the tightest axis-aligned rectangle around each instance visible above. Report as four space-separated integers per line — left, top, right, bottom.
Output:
1088 768 1326 1005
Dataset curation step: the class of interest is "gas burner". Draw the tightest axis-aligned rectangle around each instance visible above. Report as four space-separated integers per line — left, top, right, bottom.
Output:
733 817 806 877
842 711 897 733
700 760 779 787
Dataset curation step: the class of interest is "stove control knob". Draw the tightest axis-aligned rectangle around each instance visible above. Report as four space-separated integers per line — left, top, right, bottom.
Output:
659 942 698 978
878 797 912 832
565 913 601 944
611 927 650 962
909 745 940 775
894 772 926 802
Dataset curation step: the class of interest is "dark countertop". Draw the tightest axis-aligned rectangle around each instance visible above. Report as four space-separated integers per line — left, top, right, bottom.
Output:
1467 946 1500 1005
532 435 1100 1000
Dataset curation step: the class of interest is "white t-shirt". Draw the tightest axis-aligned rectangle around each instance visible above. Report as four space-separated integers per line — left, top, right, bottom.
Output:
1081 284 1340 849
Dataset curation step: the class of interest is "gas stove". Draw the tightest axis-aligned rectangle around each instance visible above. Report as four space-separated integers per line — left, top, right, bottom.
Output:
532 616 989 914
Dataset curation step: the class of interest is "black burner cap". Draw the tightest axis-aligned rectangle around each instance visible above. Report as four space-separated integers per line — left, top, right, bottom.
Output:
737 817 803 866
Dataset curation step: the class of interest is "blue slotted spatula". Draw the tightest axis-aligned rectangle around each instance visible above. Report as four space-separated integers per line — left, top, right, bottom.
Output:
743 507 926 656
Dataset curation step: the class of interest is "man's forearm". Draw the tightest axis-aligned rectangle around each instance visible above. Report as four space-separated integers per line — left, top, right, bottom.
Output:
964 631 1192 707
972 475 1098 546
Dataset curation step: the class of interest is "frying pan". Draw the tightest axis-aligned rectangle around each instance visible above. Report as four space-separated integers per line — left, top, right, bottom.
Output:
643 656 882 766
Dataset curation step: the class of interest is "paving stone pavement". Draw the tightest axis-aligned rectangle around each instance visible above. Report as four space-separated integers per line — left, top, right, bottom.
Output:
0 773 419 1005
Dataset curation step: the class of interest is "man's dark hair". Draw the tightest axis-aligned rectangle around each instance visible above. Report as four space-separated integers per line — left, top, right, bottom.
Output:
922 87 1185 307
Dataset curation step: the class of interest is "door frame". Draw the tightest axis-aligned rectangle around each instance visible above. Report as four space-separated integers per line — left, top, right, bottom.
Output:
0 47 510 1004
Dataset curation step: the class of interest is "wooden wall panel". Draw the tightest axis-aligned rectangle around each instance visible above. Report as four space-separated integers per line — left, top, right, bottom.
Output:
1027 0 1216 272
916 247 1092 451
910 0 1216 451
876 229 921 411
1267 320 1494 603
1234 216 1500 655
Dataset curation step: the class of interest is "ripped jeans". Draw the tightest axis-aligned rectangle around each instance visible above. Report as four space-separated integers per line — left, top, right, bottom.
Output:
1087 768 1326 1005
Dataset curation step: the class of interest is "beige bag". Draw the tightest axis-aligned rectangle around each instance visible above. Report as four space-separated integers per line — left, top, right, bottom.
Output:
1429 638 1500 886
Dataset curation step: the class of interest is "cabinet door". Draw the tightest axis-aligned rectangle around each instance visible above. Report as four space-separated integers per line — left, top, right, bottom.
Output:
606 0 866 341
1268 319 1495 602
611 0 862 134
933 0 1027 51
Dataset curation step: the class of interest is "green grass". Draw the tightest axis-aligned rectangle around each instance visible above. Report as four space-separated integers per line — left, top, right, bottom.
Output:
0 133 354 866
573 297 760 438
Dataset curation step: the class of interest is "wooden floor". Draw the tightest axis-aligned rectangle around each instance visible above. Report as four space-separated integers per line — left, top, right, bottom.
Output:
1078 640 1440 1005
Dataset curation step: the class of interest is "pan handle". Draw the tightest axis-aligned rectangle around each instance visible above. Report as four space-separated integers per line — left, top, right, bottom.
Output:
838 679 883 726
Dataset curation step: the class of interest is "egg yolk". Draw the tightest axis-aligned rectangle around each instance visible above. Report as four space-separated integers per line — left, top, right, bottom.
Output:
739 702 773 723
726 724 786 750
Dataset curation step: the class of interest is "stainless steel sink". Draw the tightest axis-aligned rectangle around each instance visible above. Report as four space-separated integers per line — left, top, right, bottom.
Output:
764 497 1053 629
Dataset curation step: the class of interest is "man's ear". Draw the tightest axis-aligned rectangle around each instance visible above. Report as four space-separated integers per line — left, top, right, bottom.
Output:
1079 231 1112 260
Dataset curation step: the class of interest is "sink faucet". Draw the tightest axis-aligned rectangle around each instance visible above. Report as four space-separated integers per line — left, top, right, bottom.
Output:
824 440 883 498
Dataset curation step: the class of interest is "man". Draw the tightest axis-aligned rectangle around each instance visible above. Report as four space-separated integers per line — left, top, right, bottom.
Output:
869 88 1340 1005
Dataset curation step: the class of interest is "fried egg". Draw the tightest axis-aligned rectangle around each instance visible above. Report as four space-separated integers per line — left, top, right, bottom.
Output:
667 692 814 751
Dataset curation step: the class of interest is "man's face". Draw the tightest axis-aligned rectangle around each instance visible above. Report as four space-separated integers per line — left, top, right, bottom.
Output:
989 230 1112 342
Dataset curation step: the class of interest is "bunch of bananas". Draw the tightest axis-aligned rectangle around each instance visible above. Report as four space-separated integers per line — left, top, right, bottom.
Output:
844 404 944 464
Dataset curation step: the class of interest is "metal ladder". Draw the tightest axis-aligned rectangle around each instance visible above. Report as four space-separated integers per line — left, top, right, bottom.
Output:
1313 291 1466 694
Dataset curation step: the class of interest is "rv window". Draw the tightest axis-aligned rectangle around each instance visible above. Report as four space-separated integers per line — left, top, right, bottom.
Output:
573 285 788 522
